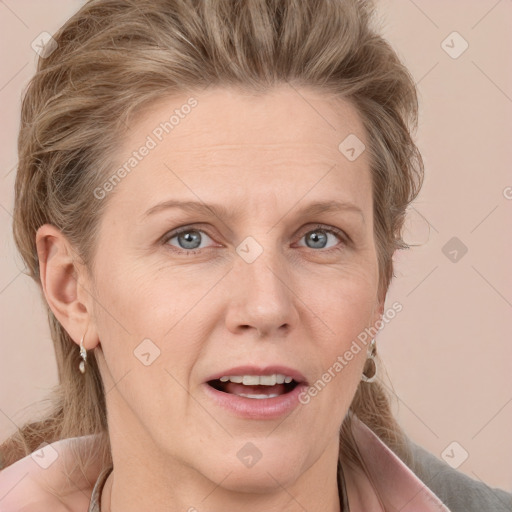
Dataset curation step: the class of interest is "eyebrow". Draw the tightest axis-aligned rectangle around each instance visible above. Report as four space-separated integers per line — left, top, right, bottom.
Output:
141 199 365 224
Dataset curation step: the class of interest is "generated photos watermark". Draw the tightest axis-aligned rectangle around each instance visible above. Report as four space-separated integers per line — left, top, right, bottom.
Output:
94 97 198 200
298 301 403 404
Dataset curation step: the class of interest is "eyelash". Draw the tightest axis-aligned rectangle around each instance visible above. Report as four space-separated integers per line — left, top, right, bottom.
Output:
161 224 350 256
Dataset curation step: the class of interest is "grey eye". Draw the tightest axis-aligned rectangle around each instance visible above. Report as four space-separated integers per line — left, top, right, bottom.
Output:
300 228 342 250
166 229 213 251
305 230 329 249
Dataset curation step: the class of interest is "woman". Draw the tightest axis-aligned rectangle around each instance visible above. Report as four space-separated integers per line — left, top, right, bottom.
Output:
0 0 510 511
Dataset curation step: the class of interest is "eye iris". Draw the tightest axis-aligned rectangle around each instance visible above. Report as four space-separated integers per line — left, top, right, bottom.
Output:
171 229 334 251
178 230 201 249
306 230 327 249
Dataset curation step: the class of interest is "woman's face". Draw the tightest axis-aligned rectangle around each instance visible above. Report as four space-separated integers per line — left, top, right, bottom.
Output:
88 85 383 492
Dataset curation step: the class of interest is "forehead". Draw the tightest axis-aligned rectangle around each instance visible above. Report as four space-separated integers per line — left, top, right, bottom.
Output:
126 84 367 152
106 84 372 212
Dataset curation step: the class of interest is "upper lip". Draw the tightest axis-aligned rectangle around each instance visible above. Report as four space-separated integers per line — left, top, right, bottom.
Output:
205 365 308 385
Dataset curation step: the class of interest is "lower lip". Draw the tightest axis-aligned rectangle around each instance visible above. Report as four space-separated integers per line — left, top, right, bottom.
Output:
202 382 308 420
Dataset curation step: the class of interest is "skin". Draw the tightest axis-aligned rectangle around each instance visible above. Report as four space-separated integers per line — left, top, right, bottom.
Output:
35 84 384 511
0 434 103 511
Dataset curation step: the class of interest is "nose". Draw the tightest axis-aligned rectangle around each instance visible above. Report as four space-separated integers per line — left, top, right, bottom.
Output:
224 244 299 339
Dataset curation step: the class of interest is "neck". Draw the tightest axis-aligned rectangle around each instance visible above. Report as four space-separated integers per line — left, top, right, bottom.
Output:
101 415 343 512
102 470 342 512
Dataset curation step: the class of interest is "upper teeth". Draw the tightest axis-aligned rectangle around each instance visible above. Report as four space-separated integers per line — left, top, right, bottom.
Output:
219 374 294 385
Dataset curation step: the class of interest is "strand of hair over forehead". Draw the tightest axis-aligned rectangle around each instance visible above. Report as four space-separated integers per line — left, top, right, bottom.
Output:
63 0 381 90
42 0 415 153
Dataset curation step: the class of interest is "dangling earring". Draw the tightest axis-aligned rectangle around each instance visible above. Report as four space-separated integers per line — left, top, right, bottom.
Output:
79 332 87 374
361 338 377 383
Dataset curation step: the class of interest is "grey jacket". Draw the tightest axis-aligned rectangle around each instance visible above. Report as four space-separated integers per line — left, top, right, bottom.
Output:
407 437 512 511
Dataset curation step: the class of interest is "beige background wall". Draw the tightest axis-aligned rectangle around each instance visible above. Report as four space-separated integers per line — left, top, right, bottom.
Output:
1 0 511 491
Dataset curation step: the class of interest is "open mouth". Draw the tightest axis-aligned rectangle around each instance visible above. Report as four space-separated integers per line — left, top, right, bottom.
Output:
207 374 300 399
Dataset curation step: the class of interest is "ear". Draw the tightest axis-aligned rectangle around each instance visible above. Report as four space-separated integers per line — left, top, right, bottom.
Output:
35 224 99 350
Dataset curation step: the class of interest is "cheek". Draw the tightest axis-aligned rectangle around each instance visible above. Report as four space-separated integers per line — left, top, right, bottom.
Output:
91 253 213 381
308 262 379 334
92 248 172 333
304 266 378 391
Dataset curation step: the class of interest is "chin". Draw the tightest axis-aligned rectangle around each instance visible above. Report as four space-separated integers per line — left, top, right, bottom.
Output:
211 463 302 494
196 445 309 494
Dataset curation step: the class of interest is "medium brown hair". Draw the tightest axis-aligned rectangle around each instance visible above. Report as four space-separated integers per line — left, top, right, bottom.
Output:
2 0 423 476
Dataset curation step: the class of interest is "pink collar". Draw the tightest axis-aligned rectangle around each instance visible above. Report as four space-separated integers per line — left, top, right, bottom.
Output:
345 415 450 511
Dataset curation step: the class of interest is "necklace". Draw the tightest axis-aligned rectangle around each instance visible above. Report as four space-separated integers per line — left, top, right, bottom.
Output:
88 465 113 512
338 460 351 512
